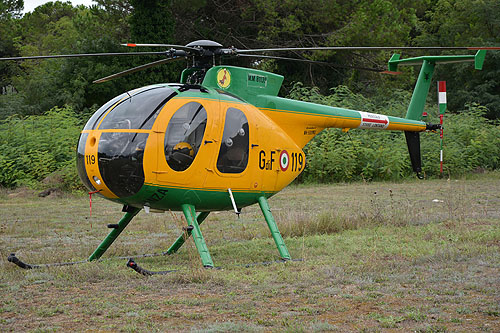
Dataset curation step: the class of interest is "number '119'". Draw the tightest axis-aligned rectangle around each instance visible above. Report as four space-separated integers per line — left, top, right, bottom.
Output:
291 152 303 172
85 155 95 165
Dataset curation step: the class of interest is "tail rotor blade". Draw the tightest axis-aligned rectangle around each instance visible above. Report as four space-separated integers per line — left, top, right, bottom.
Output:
404 131 423 179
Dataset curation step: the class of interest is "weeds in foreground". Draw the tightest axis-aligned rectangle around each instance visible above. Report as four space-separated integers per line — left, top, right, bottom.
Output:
278 188 418 238
277 179 493 238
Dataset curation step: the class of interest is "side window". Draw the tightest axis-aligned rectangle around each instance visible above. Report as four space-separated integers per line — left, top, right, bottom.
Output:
164 102 207 171
217 107 249 174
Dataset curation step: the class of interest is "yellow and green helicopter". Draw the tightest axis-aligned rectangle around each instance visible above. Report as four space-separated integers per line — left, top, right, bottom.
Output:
3 40 497 274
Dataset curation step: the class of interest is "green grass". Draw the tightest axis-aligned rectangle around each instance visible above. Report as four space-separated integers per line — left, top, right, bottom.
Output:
0 173 499 331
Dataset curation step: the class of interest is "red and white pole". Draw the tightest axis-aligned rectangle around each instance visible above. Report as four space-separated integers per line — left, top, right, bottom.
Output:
438 81 446 176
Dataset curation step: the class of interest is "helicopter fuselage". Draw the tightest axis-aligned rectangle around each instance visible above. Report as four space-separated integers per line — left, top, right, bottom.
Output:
78 84 307 212
77 66 426 213
5 41 492 269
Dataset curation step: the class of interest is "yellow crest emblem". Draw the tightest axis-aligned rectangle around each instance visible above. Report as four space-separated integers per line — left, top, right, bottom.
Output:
216 68 231 89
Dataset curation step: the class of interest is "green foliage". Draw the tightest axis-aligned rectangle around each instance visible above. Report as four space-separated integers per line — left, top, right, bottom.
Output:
1 0 499 119
290 84 500 183
0 0 499 189
434 105 500 174
2 1 177 117
0 105 83 189
0 1 23 90
414 0 500 118
129 0 173 43
0 0 23 20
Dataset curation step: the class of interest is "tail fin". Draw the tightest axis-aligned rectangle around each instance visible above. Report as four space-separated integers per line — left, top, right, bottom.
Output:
404 131 423 179
387 50 486 178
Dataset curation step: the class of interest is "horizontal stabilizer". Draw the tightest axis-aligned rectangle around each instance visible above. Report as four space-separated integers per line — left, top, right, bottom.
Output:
388 50 486 72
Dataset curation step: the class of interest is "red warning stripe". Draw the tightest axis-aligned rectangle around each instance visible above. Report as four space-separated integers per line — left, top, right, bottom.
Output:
126 43 137 47
467 47 500 50
380 71 402 75
362 118 388 125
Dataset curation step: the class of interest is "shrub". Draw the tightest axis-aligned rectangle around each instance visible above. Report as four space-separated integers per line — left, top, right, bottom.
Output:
0 105 83 189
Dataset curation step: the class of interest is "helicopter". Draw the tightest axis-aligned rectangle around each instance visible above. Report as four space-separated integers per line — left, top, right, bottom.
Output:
3 40 497 273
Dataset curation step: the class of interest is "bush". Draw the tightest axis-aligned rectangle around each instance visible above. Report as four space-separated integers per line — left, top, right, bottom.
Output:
0 105 83 189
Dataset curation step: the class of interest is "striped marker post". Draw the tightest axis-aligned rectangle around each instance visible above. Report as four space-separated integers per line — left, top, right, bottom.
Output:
438 81 446 176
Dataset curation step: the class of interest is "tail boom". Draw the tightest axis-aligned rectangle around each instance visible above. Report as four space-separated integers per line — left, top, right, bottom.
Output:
257 96 426 147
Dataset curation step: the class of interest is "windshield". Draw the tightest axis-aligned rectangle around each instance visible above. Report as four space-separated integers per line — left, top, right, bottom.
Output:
99 86 177 130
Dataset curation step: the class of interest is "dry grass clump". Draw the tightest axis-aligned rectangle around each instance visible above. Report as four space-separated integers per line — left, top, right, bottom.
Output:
278 210 362 238
278 189 421 238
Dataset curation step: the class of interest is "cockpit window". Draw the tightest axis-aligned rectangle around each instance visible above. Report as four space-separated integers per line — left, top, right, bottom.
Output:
164 102 207 172
98 132 148 197
83 92 128 130
99 86 176 130
217 108 249 174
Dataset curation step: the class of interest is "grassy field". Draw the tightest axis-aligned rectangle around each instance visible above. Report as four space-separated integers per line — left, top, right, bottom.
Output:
1 174 499 332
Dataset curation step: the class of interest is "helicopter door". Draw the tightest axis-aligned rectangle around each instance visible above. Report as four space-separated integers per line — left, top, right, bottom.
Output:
204 106 255 191
154 100 216 187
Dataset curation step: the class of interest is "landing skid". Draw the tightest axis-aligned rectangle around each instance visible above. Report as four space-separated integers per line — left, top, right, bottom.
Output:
126 257 304 276
127 258 177 276
7 253 87 269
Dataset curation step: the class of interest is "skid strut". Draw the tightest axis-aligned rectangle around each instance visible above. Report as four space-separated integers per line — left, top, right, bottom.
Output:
258 196 291 260
88 206 141 261
181 204 214 267
166 211 210 254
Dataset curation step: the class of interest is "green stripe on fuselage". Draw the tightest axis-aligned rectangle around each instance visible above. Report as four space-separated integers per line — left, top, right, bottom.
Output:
112 184 277 212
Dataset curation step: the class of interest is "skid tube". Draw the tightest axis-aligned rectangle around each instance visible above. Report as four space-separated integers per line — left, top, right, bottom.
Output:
126 257 304 276
7 253 87 269
127 196 297 276
6 250 176 270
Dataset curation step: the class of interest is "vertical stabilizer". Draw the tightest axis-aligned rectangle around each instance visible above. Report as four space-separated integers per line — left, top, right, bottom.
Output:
387 51 487 178
387 51 486 121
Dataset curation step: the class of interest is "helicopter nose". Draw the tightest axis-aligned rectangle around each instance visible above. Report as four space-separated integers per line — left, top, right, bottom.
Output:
77 132 148 198
97 132 148 197
77 133 97 192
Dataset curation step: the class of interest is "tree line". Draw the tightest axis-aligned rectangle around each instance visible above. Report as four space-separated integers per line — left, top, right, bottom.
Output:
1 0 499 118
0 0 498 189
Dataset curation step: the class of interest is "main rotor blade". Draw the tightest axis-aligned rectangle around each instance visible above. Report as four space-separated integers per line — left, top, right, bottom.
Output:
122 43 199 53
237 54 385 72
237 54 331 65
237 46 500 53
0 52 168 61
93 57 183 84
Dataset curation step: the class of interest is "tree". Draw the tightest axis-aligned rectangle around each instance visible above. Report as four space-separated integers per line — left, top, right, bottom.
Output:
414 0 500 118
0 0 23 90
0 0 23 20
